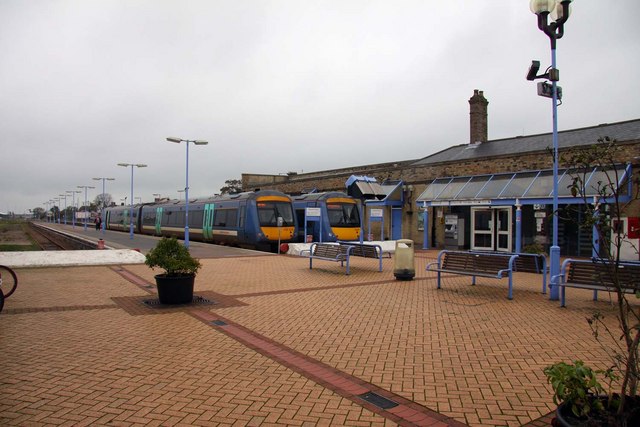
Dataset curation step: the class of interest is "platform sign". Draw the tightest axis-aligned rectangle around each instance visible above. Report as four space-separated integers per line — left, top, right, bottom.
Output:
370 208 383 218
304 207 323 243
368 208 385 241
305 207 321 218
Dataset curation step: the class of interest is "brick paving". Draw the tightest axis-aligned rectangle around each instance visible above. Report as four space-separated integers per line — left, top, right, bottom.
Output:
0 251 630 426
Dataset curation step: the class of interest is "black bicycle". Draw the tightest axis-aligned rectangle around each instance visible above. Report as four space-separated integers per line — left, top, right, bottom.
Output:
0 264 18 299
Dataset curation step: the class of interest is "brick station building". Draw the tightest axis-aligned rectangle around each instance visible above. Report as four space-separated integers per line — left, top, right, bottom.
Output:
243 91 640 259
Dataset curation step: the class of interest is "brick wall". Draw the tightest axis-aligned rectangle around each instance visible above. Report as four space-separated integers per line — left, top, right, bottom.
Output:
243 140 640 246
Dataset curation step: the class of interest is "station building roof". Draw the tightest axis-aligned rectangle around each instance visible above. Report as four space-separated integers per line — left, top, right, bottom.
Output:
416 164 632 207
411 119 640 166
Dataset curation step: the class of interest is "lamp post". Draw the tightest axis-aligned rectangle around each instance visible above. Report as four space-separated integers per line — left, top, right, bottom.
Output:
77 185 95 231
48 200 55 223
117 163 147 239
59 194 68 225
52 198 60 223
93 177 115 234
67 190 81 228
529 0 572 301
167 137 208 248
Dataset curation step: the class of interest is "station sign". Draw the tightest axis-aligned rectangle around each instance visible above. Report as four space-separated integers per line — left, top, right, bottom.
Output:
370 208 383 218
305 207 321 218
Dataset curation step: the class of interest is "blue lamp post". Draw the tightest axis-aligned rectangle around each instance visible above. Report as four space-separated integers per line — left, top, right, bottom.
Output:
59 194 68 225
166 137 208 249
117 163 147 239
528 0 572 300
67 190 81 228
77 185 95 231
93 177 115 234
52 197 60 223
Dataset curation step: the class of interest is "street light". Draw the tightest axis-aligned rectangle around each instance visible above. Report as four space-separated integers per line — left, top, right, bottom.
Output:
77 185 95 231
528 0 572 301
117 163 147 239
167 137 208 248
67 190 81 228
93 177 115 234
59 194 68 225
177 189 185 200
51 199 59 223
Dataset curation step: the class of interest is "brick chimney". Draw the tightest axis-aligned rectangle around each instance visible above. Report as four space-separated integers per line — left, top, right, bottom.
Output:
469 89 488 144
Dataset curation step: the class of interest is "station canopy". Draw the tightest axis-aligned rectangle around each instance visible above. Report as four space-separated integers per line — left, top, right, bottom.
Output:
416 164 631 207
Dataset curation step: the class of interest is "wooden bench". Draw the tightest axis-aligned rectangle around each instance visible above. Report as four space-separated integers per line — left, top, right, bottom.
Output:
554 259 640 307
426 250 519 299
301 242 387 275
471 251 548 294
338 241 389 273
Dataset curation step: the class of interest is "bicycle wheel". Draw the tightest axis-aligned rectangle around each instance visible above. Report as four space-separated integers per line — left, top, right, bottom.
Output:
0 265 18 298
0 289 4 313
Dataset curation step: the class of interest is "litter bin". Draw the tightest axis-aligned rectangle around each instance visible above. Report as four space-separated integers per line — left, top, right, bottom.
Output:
393 239 415 280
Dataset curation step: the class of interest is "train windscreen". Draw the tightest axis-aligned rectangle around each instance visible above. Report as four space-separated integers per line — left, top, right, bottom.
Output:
326 203 360 227
257 202 295 226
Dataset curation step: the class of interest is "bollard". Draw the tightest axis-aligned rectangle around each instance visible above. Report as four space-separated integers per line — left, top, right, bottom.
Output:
97 239 105 250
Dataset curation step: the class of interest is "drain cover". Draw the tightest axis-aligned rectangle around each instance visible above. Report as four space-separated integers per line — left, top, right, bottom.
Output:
211 320 227 326
358 392 398 409
143 296 215 307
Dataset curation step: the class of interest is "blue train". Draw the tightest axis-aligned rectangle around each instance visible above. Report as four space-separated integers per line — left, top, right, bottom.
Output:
291 192 361 242
104 190 297 251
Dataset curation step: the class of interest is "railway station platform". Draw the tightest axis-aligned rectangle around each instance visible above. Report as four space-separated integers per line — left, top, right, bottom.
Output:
0 226 628 426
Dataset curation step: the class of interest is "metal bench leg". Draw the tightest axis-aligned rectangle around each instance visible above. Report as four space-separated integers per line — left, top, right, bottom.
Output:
561 286 566 307
471 275 476 286
378 255 382 272
346 257 350 275
437 271 441 289
542 268 547 294
507 272 513 300
592 289 598 301
309 256 313 270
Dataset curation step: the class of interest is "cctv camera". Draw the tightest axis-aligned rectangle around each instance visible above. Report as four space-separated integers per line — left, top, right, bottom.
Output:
526 60 540 81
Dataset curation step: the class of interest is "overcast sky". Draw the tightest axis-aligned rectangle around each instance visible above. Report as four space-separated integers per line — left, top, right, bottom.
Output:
1 0 639 214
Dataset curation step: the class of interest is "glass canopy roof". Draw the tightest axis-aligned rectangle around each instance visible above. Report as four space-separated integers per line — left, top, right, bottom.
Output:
416 165 631 206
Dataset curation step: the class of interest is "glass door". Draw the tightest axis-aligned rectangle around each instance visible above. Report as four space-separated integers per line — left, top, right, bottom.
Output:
471 208 493 250
496 208 512 252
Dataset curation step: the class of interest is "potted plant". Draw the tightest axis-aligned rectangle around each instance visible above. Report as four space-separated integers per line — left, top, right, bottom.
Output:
543 137 640 426
145 237 202 304
544 360 618 426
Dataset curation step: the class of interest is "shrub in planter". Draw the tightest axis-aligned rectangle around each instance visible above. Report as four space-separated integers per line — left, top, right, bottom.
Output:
144 237 202 304
543 138 640 426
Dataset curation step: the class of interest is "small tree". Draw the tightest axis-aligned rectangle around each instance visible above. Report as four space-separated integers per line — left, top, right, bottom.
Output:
558 136 640 417
94 193 113 209
219 179 242 195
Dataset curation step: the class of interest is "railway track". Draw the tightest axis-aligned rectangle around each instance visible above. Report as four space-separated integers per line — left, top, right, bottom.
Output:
26 223 71 250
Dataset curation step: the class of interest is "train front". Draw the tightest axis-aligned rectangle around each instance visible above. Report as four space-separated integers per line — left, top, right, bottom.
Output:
325 196 361 241
255 194 297 251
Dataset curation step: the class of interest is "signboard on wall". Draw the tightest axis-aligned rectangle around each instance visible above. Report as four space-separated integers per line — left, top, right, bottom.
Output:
370 208 383 218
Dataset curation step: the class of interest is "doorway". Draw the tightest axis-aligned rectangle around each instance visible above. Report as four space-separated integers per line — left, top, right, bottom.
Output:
471 207 512 252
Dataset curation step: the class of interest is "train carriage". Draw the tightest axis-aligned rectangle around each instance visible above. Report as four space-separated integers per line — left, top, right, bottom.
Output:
292 192 361 242
104 190 297 252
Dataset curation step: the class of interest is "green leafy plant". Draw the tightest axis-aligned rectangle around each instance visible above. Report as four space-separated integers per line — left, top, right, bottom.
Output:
145 237 201 277
544 360 616 418
521 242 546 255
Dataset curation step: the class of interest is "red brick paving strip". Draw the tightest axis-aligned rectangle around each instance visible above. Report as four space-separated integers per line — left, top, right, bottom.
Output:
190 309 467 427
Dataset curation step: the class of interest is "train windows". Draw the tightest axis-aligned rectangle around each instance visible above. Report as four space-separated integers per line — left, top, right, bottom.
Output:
227 209 238 227
239 206 245 229
327 203 360 227
190 210 203 228
213 209 228 227
257 202 294 226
